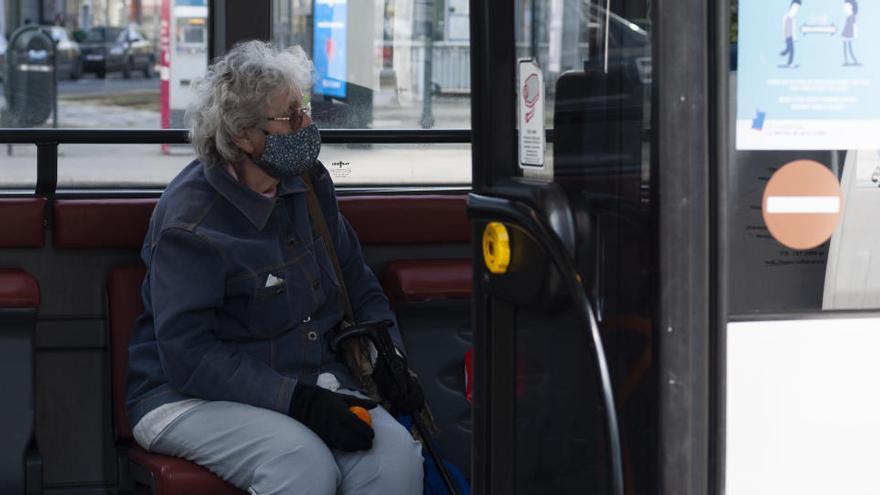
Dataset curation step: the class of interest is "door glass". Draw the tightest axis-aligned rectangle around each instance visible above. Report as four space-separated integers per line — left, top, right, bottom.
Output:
514 1 655 494
726 1 880 493
728 0 879 314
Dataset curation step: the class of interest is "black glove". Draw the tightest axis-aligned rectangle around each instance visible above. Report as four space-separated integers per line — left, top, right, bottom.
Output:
372 349 425 414
289 383 377 452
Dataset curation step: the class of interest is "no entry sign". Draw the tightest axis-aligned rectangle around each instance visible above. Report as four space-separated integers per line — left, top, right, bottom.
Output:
762 159 842 250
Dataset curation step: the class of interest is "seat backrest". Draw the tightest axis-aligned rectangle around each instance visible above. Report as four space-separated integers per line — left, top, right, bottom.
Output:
107 265 147 441
0 198 46 248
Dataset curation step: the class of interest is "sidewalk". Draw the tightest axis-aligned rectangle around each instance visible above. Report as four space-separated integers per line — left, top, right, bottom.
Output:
1 96 473 188
58 100 161 128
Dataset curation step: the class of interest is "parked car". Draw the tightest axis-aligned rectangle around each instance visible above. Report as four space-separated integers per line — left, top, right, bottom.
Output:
79 26 155 79
42 26 83 80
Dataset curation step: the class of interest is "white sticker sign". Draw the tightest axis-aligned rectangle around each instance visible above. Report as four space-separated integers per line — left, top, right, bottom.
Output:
736 0 880 150
518 59 546 169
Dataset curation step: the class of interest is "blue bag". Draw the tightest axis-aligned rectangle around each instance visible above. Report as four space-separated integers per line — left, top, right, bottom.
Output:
397 414 471 495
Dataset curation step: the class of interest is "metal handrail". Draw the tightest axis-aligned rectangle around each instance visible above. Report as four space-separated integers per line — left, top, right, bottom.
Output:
0 128 475 196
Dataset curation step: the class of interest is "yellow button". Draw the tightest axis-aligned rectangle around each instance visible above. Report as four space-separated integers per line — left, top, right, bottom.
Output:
482 222 511 274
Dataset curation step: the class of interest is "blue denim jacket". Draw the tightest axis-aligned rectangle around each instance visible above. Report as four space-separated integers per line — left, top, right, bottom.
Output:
125 160 401 428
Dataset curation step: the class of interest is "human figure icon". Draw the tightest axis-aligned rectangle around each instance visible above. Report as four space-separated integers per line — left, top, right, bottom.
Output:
779 0 802 68
842 0 860 66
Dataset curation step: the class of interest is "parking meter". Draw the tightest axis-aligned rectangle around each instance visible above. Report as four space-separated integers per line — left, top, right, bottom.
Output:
4 26 55 127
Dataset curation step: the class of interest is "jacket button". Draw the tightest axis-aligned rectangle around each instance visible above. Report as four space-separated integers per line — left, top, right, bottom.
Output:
312 280 320 290
307 331 318 341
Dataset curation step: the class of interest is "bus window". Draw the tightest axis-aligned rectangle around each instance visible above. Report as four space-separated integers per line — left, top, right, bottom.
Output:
0 1 203 189
272 0 470 131
266 0 472 187
0 0 470 191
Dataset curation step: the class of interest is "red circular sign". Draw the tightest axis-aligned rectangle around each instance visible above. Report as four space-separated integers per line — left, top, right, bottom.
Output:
762 159 842 250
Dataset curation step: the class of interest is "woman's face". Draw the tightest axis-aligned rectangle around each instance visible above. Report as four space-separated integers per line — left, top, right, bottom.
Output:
843 3 853 15
238 88 312 158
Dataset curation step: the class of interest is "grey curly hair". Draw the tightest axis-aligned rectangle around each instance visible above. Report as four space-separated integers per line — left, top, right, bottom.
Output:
187 40 314 165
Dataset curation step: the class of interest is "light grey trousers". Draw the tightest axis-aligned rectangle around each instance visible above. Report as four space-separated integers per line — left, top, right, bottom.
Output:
147 396 424 495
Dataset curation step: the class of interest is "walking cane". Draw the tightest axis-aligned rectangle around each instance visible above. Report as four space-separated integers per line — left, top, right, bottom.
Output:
331 321 461 495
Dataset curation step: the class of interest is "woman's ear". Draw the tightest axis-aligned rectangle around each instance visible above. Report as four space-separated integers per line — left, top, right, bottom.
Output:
232 132 255 155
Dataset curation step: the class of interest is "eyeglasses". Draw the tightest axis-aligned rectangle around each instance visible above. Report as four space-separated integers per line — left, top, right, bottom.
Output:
265 102 312 131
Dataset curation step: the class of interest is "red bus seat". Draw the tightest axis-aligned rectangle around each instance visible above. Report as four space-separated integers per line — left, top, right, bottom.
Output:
383 259 473 305
0 269 40 493
107 265 243 495
95 195 471 491
0 198 46 248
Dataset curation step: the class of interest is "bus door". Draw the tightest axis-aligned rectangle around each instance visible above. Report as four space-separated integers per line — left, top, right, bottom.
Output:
467 1 657 494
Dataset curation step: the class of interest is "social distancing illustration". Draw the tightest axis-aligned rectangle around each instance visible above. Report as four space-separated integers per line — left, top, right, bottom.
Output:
737 0 879 150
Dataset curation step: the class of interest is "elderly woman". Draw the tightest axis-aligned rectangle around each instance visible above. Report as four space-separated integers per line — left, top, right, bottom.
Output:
125 41 424 494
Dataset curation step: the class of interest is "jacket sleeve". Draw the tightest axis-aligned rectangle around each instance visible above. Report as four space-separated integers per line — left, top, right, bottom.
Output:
150 227 297 412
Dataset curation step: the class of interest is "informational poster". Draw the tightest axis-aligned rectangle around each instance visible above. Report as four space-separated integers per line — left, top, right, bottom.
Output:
313 0 347 98
518 59 546 170
737 0 880 150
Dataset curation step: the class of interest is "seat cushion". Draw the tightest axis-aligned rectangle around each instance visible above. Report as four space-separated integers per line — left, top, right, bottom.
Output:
128 446 244 495
0 269 40 308
382 259 472 305
108 264 147 441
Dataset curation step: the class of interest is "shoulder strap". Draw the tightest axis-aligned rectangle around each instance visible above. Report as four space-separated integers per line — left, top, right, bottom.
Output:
302 173 355 328
302 173 441 435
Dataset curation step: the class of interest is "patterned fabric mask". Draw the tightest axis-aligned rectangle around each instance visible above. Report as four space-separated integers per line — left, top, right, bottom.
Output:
254 123 322 178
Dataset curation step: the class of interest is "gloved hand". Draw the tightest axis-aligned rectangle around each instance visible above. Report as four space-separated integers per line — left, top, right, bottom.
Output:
289 383 377 452
372 349 425 414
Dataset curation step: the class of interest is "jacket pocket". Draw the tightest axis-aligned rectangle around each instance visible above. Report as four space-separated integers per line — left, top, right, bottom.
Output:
248 281 292 338
248 262 320 338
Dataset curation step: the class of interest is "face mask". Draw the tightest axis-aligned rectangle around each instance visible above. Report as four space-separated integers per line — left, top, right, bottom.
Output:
252 123 321 178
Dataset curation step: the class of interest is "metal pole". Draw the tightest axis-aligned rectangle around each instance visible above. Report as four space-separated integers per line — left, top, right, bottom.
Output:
656 0 712 491
52 38 58 128
419 0 434 129
530 0 539 60
287 0 296 46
